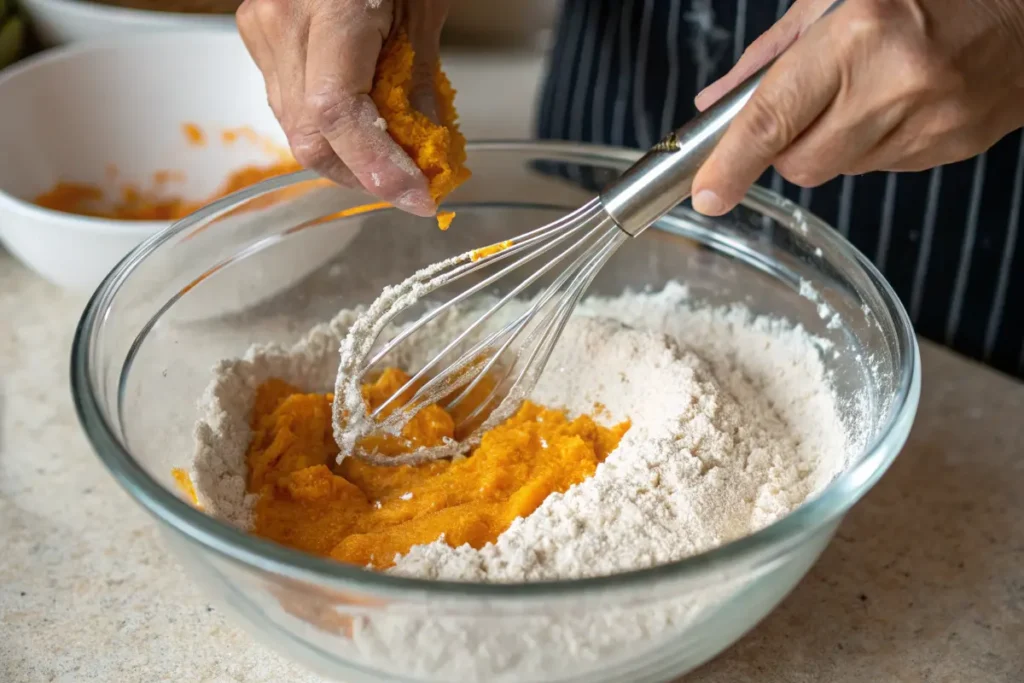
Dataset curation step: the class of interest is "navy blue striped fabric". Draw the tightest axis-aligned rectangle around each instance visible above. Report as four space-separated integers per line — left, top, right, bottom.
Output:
536 0 1024 378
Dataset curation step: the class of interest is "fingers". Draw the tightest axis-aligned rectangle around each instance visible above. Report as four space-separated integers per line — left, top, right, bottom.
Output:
236 0 283 117
238 0 359 188
691 18 841 215
694 0 833 111
305 5 436 216
238 0 435 214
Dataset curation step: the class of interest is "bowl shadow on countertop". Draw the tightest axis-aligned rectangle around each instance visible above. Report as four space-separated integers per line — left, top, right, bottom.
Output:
687 349 1024 682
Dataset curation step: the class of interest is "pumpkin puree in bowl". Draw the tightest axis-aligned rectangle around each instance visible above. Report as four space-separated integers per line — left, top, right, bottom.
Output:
35 30 468 228
244 369 629 569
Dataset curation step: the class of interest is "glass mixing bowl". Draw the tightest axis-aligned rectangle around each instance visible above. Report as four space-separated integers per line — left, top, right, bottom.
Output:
72 142 920 683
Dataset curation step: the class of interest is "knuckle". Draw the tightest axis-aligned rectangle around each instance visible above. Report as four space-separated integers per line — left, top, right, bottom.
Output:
240 0 288 29
741 92 797 154
235 0 255 21
937 99 975 132
843 0 892 37
305 89 359 136
893 42 948 94
289 130 334 170
775 155 826 188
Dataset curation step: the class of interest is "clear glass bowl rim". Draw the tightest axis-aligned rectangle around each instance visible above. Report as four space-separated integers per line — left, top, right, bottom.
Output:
71 140 920 599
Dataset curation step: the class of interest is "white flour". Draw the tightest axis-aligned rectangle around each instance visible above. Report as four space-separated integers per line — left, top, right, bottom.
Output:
389 287 850 581
189 283 861 681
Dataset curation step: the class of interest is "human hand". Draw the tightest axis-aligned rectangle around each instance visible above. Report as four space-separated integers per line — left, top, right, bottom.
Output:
689 0 1024 216
236 0 450 216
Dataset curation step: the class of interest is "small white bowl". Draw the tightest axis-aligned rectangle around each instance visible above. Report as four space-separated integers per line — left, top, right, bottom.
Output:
18 0 235 47
0 30 287 292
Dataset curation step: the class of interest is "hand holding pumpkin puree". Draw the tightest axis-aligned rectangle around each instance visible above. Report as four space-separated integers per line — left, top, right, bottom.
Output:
36 31 467 228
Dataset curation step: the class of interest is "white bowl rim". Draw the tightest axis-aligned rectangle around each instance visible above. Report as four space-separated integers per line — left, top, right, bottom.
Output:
72 141 922 599
0 29 261 235
19 0 238 26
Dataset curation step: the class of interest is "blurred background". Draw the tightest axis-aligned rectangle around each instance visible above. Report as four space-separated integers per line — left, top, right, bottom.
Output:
0 0 558 60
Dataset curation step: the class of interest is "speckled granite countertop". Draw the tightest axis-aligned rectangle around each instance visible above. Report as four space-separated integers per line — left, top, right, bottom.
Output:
2 245 1022 683
2 42 1023 681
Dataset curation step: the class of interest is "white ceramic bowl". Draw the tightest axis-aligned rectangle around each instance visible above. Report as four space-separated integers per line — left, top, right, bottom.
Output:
18 0 235 46
0 30 288 292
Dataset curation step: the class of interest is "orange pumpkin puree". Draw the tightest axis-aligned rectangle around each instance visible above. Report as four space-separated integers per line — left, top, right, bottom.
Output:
371 30 471 230
436 211 456 231
34 157 302 221
246 369 629 570
471 240 514 262
171 467 199 507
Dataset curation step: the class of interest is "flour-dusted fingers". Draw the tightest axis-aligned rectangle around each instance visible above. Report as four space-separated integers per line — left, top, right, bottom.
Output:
237 0 361 188
304 4 436 217
690 15 841 216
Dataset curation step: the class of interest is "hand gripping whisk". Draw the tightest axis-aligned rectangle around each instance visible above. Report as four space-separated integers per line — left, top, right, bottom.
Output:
333 64 774 465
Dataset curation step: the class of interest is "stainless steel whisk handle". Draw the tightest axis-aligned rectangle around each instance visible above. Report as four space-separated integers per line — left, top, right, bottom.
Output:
601 0 844 237
599 62 771 237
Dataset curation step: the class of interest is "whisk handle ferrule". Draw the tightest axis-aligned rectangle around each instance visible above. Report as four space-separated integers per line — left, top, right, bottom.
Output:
600 0 845 238
599 62 768 237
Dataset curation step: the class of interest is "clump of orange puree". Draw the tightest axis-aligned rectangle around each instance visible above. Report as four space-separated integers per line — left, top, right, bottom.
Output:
471 239 514 262
371 30 471 229
246 369 629 570
171 467 200 507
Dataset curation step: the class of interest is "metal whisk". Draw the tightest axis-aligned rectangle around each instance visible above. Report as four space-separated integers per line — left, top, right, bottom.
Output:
334 64 772 465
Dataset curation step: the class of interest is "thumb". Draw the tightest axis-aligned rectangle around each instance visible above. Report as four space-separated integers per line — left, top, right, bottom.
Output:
403 0 451 123
694 0 831 111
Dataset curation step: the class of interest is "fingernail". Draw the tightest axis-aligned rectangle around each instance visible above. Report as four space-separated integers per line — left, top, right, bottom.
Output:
394 189 436 217
694 89 717 111
692 189 727 216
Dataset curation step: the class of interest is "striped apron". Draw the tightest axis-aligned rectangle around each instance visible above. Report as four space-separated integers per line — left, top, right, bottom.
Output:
536 0 1024 378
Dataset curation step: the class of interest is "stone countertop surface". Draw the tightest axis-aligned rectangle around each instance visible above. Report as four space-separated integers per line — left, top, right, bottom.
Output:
2 47 1023 682
3 246 1023 683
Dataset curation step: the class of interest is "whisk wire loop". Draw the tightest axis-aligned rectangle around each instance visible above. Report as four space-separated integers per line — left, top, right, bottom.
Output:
368 200 611 424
